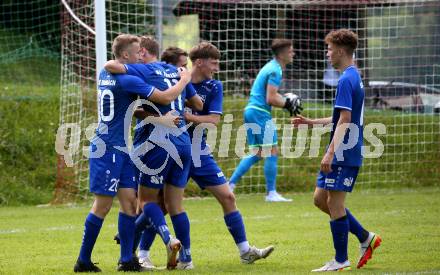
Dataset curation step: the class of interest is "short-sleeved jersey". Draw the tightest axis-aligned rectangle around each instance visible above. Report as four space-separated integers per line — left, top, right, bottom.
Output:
331 65 365 167
187 79 223 150
91 69 155 148
247 59 282 114
125 62 196 146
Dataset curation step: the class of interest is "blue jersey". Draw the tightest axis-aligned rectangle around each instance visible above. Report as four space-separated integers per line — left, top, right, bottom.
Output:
188 79 223 150
125 62 196 146
246 59 282 114
331 65 365 167
92 69 155 147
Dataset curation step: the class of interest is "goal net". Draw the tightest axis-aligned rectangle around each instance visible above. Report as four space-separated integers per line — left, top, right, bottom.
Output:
56 0 440 201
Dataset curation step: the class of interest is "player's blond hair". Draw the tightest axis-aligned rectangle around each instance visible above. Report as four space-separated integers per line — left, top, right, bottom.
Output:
111 34 140 59
325 29 358 56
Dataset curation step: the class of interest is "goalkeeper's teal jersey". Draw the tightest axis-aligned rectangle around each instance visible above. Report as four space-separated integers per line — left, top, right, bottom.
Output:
246 59 282 115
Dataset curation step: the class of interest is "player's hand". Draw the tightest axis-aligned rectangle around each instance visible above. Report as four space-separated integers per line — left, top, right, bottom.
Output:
291 115 313 128
320 151 334 174
161 111 180 127
178 67 192 84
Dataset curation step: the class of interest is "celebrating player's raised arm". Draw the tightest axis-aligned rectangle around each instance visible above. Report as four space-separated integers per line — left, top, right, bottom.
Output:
104 60 192 105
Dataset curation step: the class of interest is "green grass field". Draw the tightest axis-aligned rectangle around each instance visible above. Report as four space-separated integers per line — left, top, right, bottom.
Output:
1 188 440 274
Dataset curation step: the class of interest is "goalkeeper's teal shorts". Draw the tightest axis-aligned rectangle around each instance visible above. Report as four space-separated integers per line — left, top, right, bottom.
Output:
316 165 360 193
243 106 277 148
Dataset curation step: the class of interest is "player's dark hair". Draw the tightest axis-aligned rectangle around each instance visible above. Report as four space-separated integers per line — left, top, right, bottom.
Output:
325 29 358 56
161 46 188 65
189 42 220 62
112 34 140 59
271 39 292 56
140 36 160 57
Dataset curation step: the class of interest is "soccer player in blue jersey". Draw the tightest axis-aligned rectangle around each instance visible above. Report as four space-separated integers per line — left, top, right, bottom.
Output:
292 29 381 271
104 37 203 270
74 34 192 273
135 43 275 270
229 39 301 202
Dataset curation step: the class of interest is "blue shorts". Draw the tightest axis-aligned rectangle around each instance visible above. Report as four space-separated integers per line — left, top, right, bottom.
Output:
244 107 277 148
89 146 136 197
316 165 360 192
189 154 226 189
138 143 191 189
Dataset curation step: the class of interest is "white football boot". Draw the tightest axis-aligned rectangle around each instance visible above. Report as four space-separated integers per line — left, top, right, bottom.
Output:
240 245 275 264
312 259 351 272
265 191 292 202
138 255 155 270
176 260 194 270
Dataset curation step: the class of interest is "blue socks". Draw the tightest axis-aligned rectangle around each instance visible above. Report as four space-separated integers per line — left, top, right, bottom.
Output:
224 211 250 255
224 211 247 244
133 213 148 252
346 208 369 243
143 203 171 245
264 155 278 192
139 225 156 251
79 213 103 264
330 216 349 263
171 212 191 263
118 212 136 263
229 155 261 185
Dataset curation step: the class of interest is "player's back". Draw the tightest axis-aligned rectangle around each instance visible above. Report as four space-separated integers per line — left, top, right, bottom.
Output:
247 59 282 113
92 69 141 148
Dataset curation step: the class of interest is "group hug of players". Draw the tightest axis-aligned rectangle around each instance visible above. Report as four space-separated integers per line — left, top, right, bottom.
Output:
74 28 381 273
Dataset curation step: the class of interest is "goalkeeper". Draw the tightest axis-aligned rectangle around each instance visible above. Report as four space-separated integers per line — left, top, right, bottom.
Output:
228 39 302 202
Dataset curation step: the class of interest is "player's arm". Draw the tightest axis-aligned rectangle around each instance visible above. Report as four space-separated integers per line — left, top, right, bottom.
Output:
184 113 221 126
186 95 203 112
185 81 223 125
265 69 301 114
106 60 191 105
266 84 286 108
327 110 351 154
104 60 126 73
291 115 332 127
320 110 351 173
148 69 192 105
134 107 179 128
185 83 203 111
320 78 353 173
